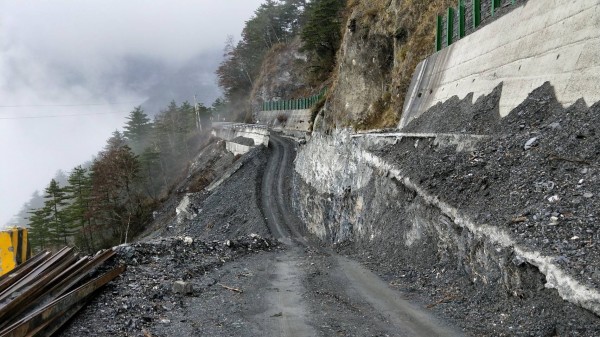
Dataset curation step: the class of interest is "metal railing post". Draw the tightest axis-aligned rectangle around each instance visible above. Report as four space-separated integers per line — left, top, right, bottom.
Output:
447 7 454 46
436 15 443 51
492 0 500 16
473 0 481 28
458 0 466 38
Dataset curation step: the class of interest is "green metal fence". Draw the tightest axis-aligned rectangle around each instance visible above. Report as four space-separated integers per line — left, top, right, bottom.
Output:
261 88 327 111
436 0 519 52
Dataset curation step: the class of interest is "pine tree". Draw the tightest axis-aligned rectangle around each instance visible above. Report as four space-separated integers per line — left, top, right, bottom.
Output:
43 179 70 246
301 0 346 82
197 103 212 131
90 134 143 245
216 0 307 104
64 166 95 253
179 101 197 134
123 106 152 153
138 147 162 199
28 206 51 252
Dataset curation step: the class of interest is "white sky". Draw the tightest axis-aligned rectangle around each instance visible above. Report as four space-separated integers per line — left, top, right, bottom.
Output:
0 0 265 225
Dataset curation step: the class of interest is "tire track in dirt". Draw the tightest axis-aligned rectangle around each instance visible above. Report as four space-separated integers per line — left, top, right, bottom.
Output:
260 134 317 336
260 133 464 336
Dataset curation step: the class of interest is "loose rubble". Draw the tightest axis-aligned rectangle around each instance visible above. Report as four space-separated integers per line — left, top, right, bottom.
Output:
60 235 277 337
364 81 600 335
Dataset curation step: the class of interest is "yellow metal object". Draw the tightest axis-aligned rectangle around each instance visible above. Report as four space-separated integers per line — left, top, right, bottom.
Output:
0 227 30 276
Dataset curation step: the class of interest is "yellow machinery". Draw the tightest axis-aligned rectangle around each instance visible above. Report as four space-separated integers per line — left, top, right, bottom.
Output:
0 227 31 276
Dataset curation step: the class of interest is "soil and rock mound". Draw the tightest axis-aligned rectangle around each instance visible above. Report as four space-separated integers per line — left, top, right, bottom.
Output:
387 82 600 290
362 81 600 335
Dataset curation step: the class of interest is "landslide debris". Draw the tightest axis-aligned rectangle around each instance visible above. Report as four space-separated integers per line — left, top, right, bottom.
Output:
59 235 277 337
169 147 270 241
390 82 600 290
59 138 276 337
360 81 600 335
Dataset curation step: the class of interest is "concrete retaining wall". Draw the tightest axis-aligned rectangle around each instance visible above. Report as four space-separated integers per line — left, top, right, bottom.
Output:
256 109 312 132
401 0 600 128
225 142 252 156
212 123 270 147
441 0 524 50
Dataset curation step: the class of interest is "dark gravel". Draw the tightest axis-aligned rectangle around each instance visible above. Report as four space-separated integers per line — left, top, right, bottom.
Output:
402 84 502 134
176 146 271 241
59 235 278 337
389 82 600 290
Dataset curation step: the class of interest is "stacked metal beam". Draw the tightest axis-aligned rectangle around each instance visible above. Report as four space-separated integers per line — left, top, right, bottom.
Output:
0 247 125 337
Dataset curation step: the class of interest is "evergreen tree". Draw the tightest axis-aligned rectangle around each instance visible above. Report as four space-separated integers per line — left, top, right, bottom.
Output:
123 106 152 153
301 0 346 82
43 179 70 246
138 147 162 199
197 103 212 131
179 101 197 134
106 130 127 151
64 166 95 252
216 0 307 105
28 206 51 251
90 134 143 245
211 97 227 122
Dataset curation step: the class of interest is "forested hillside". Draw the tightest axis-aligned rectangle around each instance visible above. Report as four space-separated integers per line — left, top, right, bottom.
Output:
24 101 214 253
216 0 346 121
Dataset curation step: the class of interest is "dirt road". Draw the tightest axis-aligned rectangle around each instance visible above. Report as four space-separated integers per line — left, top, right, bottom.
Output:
259 134 463 336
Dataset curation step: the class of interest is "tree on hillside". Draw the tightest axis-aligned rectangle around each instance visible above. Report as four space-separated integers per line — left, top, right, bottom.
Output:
90 131 143 245
138 147 162 198
123 106 152 153
197 103 212 130
28 206 51 251
301 0 346 82
179 101 197 134
217 36 255 103
64 166 95 253
217 1 308 108
43 179 71 246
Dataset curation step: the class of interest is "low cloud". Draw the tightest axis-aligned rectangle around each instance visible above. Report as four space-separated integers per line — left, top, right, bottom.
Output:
0 0 264 224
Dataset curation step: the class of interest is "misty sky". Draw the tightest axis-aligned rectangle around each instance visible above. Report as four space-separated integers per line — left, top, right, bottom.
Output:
0 0 265 225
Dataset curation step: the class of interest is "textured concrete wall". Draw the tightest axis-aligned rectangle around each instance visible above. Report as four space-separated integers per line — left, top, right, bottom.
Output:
256 109 312 132
402 0 600 128
225 142 252 156
212 124 270 147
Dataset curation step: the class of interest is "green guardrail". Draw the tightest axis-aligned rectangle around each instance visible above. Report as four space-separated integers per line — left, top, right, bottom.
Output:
261 87 327 111
436 0 518 52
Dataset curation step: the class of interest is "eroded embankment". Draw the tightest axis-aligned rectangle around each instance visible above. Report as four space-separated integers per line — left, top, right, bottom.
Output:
292 83 600 335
